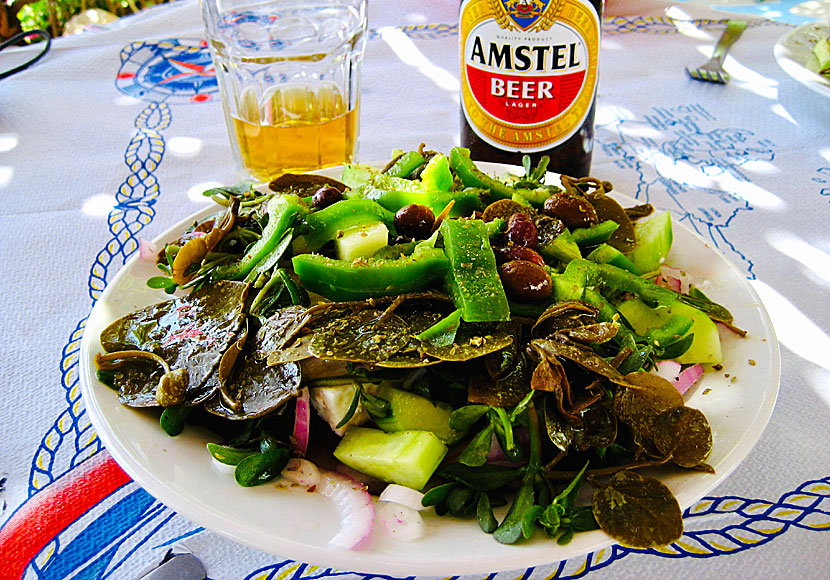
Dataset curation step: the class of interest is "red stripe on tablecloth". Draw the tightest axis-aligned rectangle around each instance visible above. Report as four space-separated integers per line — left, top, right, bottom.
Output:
0 451 132 580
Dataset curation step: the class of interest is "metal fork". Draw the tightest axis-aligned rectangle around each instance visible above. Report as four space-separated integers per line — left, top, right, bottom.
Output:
686 20 748 84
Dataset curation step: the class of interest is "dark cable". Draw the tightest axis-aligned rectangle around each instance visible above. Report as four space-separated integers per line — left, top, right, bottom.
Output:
0 29 52 80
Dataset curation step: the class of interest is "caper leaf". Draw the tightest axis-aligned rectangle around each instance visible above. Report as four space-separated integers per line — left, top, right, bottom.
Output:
653 406 713 468
592 470 683 548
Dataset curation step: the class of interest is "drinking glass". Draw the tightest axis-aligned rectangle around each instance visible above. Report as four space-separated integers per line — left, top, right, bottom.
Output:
200 0 368 182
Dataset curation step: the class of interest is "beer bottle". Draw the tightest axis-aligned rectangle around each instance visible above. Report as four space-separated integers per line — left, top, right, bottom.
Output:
459 0 602 177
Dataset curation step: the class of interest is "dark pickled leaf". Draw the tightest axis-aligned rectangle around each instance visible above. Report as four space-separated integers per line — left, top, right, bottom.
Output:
468 355 530 407
530 356 568 393
543 393 573 452
545 394 617 453
268 173 347 196
572 398 617 450
587 194 637 253
544 392 617 452
204 313 303 420
421 323 513 362
375 352 442 368
308 309 410 363
267 333 313 365
260 305 310 360
374 351 442 369
592 470 683 548
612 372 685 440
100 281 249 407
530 338 631 388
399 310 445 335
205 361 301 420
653 406 713 468
531 301 599 338
559 322 619 345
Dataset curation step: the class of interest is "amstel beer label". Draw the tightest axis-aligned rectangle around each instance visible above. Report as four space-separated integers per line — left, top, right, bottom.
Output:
460 0 600 152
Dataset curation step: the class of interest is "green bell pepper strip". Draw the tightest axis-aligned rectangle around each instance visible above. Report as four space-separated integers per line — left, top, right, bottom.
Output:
586 243 638 273
415 308 463 346
582 287 694 364
449 147 549 206
213 194 308 281
560 262 708 351
300 198 396 252
571 220 619 247
537 228 581 264
383 150 426 178
643 314 694 346
420 153 453 192
554 258 679 306
440 218 510 322
291 245 448 301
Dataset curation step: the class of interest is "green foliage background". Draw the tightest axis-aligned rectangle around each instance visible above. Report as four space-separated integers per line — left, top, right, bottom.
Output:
4 0 169 39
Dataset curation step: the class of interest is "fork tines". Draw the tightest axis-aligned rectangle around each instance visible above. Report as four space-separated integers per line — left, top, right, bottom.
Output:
685 66 728 84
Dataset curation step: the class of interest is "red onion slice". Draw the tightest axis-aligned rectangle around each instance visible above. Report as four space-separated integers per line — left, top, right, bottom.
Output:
378 484 426 511
280 458 320 488
655 360 704 395
292 388 310 455
674 363 704 395
317 470 375 549
377 501 425 541
138 238 158 261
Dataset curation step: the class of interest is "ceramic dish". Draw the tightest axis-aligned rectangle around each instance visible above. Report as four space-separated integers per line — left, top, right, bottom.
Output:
80 163 780 576
774 21 830 99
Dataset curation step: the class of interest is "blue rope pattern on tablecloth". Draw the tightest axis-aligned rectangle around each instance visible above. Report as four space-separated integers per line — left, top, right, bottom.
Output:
27 101 169 497
17 18 825 577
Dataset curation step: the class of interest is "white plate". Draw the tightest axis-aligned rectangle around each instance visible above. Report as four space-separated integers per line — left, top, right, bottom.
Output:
80 163 780 576
774 21 830 99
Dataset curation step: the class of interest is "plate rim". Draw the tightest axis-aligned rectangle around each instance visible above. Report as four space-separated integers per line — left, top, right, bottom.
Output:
774 21 830 99
79 162 781 575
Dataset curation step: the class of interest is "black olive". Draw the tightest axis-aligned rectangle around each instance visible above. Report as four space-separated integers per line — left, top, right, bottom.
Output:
394 204 435 239
498 260 553 302
505 212 539 248
543 192 599 230
311 185 343 209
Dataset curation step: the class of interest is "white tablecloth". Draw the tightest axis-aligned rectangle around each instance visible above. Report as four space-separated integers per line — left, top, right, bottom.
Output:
1 0 828 578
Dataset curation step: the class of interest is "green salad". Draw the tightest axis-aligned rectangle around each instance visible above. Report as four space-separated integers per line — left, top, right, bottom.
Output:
814 34 830 76
95 145 742 550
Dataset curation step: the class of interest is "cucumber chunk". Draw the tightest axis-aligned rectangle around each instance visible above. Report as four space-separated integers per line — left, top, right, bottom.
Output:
627 211 673 275
372 384 464 444
334 221 389 262
617 298 722 364
334 427 448 490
